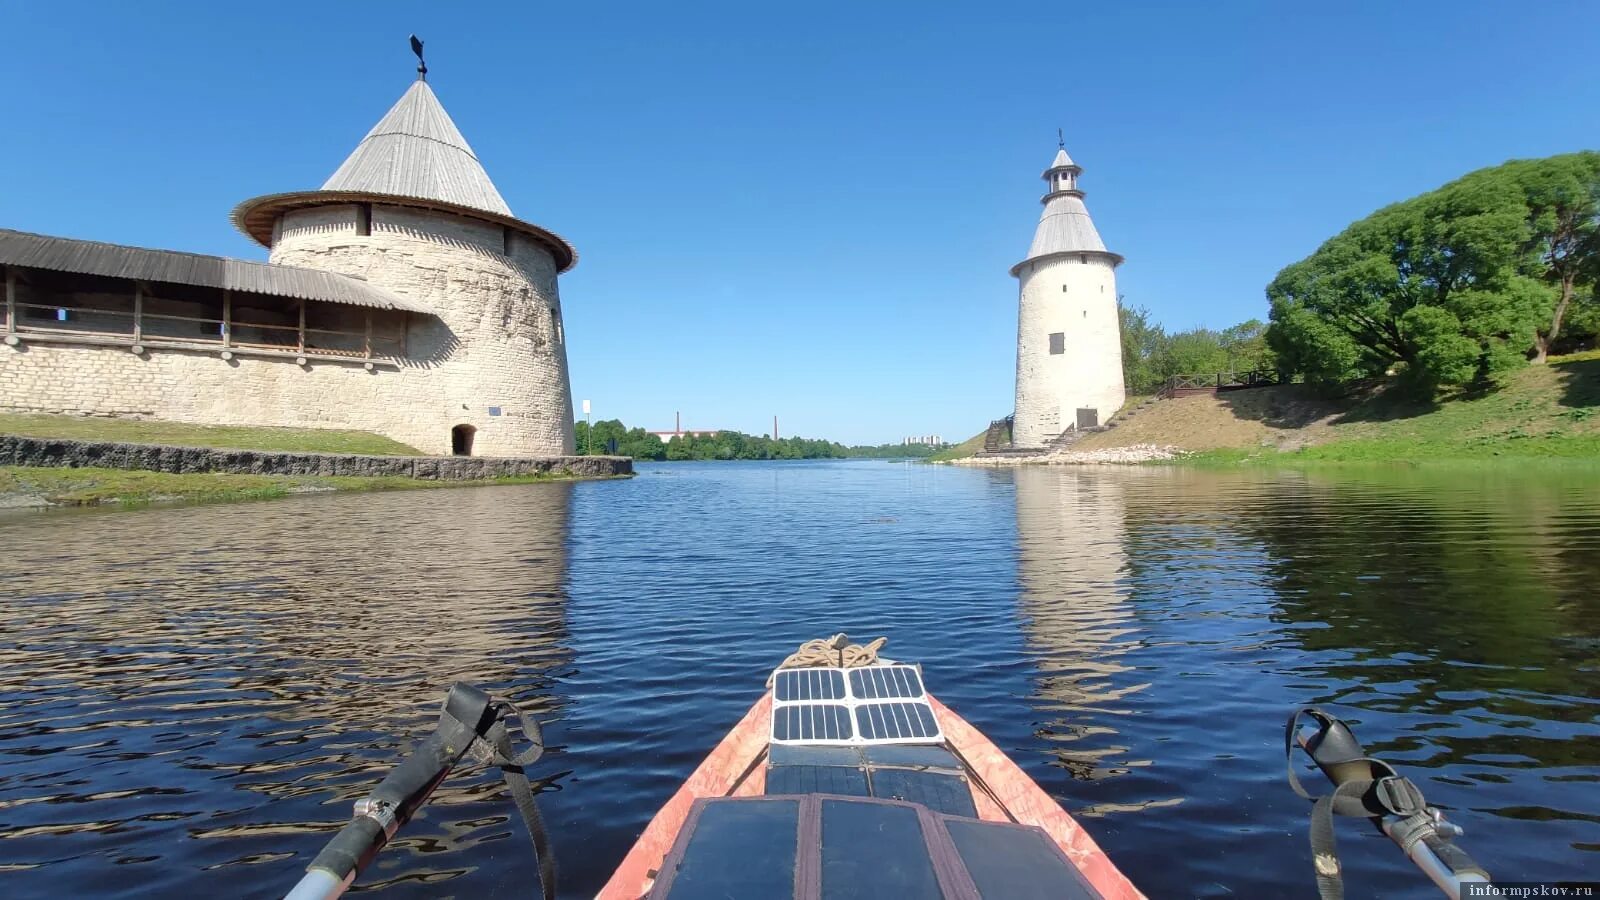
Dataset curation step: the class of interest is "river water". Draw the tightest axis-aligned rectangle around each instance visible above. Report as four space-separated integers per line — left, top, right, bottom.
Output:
1 460 1597 898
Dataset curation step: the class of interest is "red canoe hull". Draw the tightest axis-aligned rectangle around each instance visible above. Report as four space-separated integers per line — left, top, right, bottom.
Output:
597 690 1143 899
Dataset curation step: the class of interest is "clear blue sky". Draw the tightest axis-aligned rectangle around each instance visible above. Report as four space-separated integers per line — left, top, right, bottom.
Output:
4 3 1596 444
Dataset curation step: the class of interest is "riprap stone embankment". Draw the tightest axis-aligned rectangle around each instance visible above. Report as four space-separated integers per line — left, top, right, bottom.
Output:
0 434 631 480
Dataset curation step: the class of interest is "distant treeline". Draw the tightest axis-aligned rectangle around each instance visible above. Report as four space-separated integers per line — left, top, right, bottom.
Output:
573 420 940 461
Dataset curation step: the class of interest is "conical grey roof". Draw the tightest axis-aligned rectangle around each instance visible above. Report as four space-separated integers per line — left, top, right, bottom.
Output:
1027 193 1108 257
1011 148 1120 274
320 80 512 217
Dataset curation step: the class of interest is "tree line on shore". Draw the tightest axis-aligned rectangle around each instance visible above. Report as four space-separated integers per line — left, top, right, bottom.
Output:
1121 151 1598 398
572 420 940 461
1119 310 1276 395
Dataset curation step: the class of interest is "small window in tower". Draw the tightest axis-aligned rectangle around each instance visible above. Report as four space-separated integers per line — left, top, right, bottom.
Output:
1048 332 1064 355
1080 254 1088 264
1061 284 1068 293
356 203 372 236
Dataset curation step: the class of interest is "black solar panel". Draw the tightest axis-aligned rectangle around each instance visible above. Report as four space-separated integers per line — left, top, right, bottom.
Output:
773 668 847 702
772 703 853 742
868 768 978 817
766 764 871 797
848 665 925 699
854 702 939 741
943 817 1104 899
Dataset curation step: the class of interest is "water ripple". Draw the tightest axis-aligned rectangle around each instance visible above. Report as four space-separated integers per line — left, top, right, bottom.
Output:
0 461 1596 898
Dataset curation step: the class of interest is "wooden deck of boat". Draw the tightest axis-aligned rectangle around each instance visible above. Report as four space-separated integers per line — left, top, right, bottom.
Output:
597 689 1144 899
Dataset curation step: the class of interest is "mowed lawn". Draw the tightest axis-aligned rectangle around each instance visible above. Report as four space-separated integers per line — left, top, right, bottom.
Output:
0 413 422 456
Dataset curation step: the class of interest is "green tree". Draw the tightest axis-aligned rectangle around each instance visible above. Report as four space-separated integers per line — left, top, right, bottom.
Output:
1518 155 1600 361
1267 152 1600 390
1156 327 1231 377
1119 303 1166 394
1219 319 1275 372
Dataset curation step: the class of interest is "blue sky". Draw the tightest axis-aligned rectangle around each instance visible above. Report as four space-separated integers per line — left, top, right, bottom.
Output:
4 3 1597 444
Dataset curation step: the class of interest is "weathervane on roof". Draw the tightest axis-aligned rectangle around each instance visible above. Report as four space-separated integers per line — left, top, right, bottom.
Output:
1057 127 1065 149
410 34 427 81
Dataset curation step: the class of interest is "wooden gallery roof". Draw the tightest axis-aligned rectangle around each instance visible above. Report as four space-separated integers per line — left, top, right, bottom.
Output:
0 228 433 314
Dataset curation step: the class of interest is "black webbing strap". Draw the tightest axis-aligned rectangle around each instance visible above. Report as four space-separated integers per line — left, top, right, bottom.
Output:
474 699 556 900
1284 707 1429 900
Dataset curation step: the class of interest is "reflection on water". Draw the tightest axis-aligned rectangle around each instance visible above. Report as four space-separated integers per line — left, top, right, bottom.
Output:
0 461 1597 899
0 484 575 897
1013 468 1150 785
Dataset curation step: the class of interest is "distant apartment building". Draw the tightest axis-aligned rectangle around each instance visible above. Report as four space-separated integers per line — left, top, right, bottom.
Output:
647 412 721 442
903 435 945 446
647 429 722 443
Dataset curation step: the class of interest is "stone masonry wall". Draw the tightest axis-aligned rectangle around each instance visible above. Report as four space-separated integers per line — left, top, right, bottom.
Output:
270 204 576 457
0 434 631 480
0 202 577 458
1013 254 1125 448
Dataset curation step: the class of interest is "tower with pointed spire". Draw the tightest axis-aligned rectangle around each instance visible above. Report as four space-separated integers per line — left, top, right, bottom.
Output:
232 59 578 457
1008 142 1125 448
0 42 608 464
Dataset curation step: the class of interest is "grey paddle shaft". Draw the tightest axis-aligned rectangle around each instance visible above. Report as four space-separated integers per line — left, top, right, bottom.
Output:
1295 731 1489 899
283 684 498 900
284 868 351 900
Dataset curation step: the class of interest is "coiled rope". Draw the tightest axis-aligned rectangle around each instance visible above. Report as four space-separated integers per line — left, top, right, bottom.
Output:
775 633 887 671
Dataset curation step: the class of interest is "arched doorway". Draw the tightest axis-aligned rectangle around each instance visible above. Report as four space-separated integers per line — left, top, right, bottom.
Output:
451 424 476 456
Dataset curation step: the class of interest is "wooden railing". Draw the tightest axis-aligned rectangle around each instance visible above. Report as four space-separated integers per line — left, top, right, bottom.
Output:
4 296 402 363
1160 370 1284 398
983 416 1014 452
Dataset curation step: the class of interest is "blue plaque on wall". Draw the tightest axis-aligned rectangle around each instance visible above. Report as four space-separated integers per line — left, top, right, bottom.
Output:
488 406 502 416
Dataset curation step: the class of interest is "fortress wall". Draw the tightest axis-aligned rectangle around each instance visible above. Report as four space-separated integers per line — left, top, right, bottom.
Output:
0 205 577 458
1 340 454 453
1014 255 1125 447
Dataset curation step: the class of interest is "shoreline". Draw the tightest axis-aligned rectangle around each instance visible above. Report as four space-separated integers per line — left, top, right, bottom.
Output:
0 433 634 512
938 444 1600 469
0 465 629 511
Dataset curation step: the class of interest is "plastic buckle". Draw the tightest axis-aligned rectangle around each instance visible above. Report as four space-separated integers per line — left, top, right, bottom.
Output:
1374 775 1425 818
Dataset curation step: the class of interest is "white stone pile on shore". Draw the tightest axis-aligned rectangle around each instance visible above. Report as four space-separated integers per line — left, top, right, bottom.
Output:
951 443 1183 467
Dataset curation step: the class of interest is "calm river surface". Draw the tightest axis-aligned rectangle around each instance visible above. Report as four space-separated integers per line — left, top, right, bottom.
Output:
2 460 1598 898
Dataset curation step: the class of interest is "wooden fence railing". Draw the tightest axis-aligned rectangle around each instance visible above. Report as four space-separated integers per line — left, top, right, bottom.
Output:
983 416 1014 452
6 300 402 363
1159 370 1285 398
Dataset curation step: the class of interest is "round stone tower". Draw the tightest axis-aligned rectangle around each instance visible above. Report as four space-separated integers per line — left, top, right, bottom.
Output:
232 70 577 457
1009 144 1126 449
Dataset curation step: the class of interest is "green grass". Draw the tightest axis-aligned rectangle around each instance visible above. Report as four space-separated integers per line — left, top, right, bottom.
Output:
0 413 422 455
927 429 988 462
0 466 579 509
1168 353 1600 466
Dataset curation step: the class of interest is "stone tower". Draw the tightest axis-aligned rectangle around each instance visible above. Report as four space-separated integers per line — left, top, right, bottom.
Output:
1010 144 1125 448
232 70 577 457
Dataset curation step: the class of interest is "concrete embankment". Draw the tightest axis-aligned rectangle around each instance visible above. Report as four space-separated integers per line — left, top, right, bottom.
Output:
0 434 632 480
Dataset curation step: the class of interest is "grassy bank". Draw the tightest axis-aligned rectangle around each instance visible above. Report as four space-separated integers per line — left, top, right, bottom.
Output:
1068 353 1600 464
928 429 987 462
0 413 422 455
934 353 1599 466
0 465 580 509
